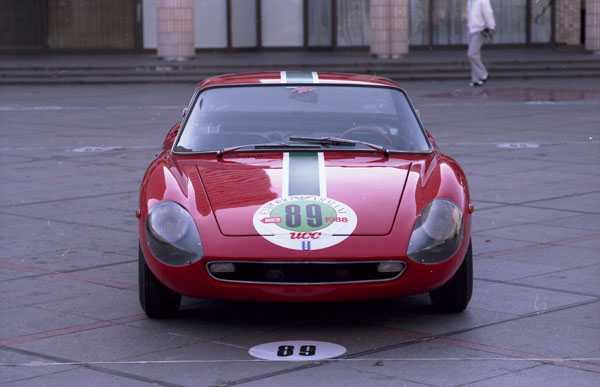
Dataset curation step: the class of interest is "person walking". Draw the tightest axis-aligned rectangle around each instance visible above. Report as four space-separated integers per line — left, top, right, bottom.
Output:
467 0 495 87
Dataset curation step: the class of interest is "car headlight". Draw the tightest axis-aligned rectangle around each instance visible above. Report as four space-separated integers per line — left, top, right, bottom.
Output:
407 199 464 264
145 201 204 266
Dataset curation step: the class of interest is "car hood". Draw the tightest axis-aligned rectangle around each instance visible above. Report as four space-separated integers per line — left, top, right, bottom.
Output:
190 153 412 237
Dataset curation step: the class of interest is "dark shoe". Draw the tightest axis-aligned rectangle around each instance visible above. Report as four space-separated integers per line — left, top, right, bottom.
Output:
469 81 484 87
481 75 489 84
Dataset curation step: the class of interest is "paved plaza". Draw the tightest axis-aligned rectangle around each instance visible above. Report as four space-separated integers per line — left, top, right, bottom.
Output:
1 77 599 386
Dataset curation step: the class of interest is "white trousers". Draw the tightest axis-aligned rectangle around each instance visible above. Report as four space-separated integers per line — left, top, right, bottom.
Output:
467 32 488 82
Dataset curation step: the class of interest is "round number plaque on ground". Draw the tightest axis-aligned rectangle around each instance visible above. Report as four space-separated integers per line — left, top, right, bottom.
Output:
497 142 539 149
249 340 346 361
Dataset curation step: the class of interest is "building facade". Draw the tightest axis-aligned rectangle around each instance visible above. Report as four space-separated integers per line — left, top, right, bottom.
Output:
1 0 596 53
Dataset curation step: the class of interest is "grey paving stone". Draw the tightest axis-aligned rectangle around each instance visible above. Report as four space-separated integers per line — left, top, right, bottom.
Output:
105 361 301 387
0 349 77 385
31 286 138 321
12 324 198 363
550 162 600 176
0 298 20 310
476 224 598 245
44 207 138 234
0 213 136 260
580 349 600 363
341 341 537 387
512 264 600 296
0 266 34 282
466 158 564 176
451 308 600 358
463 363 600 387
351 300 516 336
540 213 600 231
77 260 137 287
4 367 153 387
0 304 97 340
567 237 600 250
1 275 134 310
536 301 600 330
472 214 521 233
469 200 504 211
525 192 600 213
468 281 595 315
241 361 436 386
472 205 575 232
0 247 134 273
471 236 532 257
475 257 570 282
493 245 600 268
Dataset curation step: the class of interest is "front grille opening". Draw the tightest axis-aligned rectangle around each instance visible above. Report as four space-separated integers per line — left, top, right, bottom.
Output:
206 261 406 285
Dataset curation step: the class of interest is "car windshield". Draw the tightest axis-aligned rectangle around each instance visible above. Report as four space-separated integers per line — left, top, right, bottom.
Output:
174 85 431 153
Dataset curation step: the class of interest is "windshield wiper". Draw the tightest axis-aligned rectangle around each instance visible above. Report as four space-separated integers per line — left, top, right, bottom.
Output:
289 136 389 156
217 142 320 158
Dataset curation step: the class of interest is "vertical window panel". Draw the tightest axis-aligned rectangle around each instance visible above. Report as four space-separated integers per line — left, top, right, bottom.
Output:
409 0 429 45
531 0 552 43
195 0 227 48
490 0 526 43
261 0 303 47
308 0 332 47
432 0 467 45
231 0 257 47
142 0 157 49
337 0 370 47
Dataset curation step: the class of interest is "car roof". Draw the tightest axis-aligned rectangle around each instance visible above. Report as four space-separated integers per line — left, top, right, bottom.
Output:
196 71 399 91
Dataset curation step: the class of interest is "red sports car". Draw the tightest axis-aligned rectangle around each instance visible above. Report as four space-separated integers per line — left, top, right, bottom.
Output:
138 72 472 318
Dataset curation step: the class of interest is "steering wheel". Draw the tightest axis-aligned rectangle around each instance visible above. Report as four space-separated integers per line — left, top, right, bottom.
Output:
339 126 393 146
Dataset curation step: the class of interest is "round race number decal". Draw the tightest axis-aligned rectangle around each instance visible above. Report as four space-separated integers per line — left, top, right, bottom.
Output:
253 195 357 251
249 341 346 361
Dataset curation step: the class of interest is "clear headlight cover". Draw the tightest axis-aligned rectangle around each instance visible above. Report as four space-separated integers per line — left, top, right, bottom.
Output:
145 201 204 266
407 199 464 264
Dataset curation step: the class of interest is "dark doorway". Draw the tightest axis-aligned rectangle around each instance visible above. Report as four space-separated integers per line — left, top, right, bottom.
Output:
47 0 137 50
0 0 46 50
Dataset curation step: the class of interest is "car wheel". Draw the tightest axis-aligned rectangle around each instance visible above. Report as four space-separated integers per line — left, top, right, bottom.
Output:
139 244 181 318
429 240 473 313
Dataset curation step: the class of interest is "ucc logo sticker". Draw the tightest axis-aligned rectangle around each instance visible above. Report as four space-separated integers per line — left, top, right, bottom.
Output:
253 195 357 251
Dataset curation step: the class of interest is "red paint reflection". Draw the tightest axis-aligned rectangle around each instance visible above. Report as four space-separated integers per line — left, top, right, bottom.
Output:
199 164 277 211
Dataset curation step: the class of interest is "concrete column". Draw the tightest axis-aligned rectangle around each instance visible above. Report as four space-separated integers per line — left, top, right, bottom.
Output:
370 0 390 57
157 0 194 61
555 0 581 45
586 0 600 52
390 0 409 58
370 0 409 58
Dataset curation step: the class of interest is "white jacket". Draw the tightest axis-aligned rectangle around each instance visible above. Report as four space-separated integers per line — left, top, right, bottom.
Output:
467 0 496 33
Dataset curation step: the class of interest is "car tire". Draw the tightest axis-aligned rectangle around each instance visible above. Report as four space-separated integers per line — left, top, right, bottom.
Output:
429 240 473 313
139 244 181 318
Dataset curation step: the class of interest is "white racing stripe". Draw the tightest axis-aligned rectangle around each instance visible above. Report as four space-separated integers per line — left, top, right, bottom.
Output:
280 71 319 84
317 152 326 197
281 152 290 197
